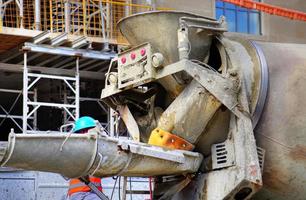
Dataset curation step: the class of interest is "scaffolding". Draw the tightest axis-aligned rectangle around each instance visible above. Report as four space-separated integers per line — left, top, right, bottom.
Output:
0 30 116 134
0 0 170 44
22 49 80 133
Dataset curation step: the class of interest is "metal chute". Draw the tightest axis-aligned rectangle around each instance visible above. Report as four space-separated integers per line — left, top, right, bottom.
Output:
0 131 203 178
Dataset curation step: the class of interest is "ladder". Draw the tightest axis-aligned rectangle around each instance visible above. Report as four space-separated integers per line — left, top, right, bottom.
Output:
220 0 306 22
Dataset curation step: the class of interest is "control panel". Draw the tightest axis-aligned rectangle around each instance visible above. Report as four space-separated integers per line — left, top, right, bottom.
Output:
118 43 154 89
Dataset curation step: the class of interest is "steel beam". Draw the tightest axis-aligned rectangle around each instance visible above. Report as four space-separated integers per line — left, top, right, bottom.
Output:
22 52 28 133
51 57 75 68
79 59 98 69
82 61 106 71
64 0 70 33
0 88 34 94
27 102 76 109
75 57 80 119
32 31 51 44
34 0 41 30
19 0 24 28
17 53 42 64
23 43 116 60
0 62 106 80
0 47 22 62
0 114 33 120
36 55 61 66
58 60 75 69
28 73 76 81
71 36 89 49
50 33 69 46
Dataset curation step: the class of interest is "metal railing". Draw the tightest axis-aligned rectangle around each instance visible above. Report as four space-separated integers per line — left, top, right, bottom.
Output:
0 0 170 44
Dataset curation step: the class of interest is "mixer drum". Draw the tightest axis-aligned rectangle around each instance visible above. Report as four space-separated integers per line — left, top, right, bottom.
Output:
252 41 306 200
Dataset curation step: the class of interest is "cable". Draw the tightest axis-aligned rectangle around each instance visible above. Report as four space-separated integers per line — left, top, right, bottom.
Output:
110 176 119 200
90 153 103 176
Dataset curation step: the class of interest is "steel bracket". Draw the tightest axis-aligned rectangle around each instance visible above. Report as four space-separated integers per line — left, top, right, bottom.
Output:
118 139 201 164
102 59 239 115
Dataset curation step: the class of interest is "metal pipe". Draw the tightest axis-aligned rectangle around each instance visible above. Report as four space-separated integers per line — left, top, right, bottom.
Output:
49 0 53 32
64 0 70 33
0 88 34 94
75 57 80 119
82 0 87 36
109 108 115 137
22 52 28 134
124 0 130 16
33 88 38 130
99 0 109 51
19 0 23 28
34 0 41 30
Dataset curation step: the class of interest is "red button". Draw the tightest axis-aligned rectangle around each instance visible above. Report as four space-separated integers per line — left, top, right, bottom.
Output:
140 49 146 56
131 53 136 60
121 57 126 64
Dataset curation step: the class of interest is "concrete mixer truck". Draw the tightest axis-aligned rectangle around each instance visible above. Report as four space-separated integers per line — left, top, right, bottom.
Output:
0 11 306 200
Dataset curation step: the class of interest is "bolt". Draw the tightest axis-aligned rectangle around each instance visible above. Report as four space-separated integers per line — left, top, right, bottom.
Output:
229 69 238 76
194 74 200 80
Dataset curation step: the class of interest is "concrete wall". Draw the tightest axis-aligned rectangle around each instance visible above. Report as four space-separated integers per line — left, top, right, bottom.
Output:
135 0 215 17
155 0 215 17
150 0 306 43
261 0 306 43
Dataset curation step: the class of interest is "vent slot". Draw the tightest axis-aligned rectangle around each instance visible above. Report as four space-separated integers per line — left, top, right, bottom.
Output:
257 146 265 172
212 140 235 170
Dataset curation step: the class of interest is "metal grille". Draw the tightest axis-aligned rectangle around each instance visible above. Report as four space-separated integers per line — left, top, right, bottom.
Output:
257 146 265 172
211 140 235 170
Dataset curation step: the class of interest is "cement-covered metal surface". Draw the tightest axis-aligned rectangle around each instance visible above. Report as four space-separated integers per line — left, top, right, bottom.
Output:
2 9 306 200
252 42 306 200
118 11 217 65
0 132 202 178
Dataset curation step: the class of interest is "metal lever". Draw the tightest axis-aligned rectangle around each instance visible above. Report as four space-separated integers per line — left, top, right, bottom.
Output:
79 177 109 200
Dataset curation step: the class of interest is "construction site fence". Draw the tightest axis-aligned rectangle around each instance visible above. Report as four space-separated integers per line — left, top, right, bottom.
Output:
0 0 170 44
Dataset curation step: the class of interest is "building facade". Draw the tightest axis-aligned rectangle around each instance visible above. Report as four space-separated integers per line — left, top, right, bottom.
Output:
156 0 306 43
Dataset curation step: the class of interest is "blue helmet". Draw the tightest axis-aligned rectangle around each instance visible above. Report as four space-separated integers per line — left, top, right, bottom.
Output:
73 116 96 133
